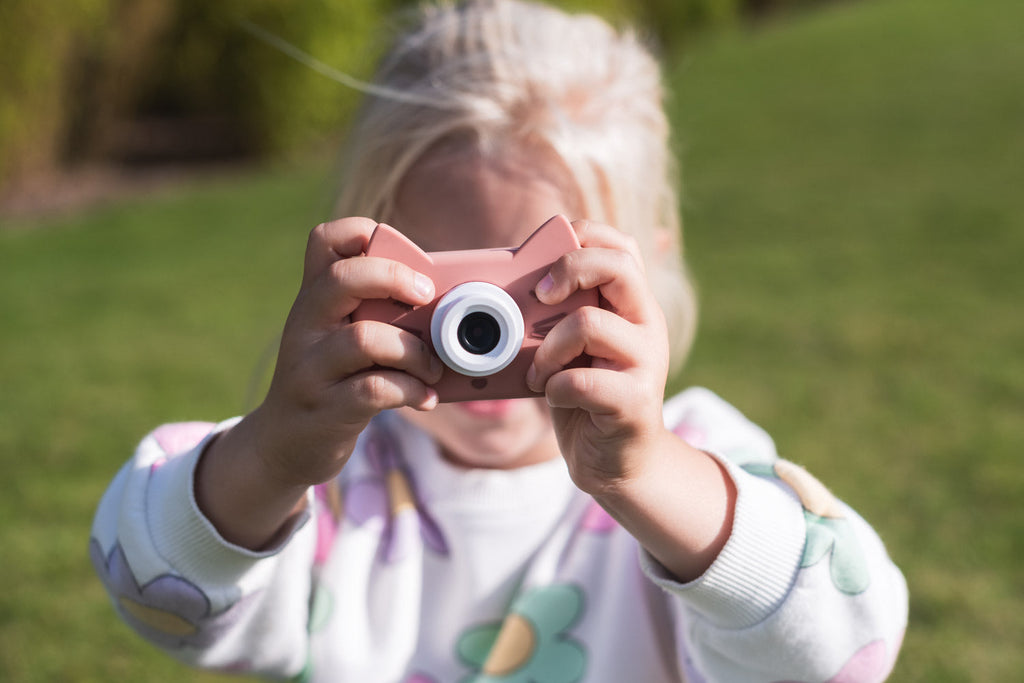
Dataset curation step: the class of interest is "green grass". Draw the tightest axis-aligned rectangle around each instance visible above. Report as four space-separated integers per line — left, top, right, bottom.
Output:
668 0 1023 679
0 166 334 682
2 0 1021 680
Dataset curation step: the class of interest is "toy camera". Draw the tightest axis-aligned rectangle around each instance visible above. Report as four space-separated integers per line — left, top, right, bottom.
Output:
352 215 597 402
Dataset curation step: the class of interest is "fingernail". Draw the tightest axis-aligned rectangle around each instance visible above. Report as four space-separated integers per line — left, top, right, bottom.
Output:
536 273 554 298
414 273 434 299
525 363 538 390
420 388 439 411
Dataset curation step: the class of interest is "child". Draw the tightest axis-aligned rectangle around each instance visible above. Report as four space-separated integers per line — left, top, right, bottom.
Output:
90 1 908 681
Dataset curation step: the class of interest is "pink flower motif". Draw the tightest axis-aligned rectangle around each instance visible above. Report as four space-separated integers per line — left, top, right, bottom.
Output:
580 500 617 533
151 422 216 455
672 420 707 448
775 636 902 683
312 484 340 567
405 674 438 683
826 640 889 683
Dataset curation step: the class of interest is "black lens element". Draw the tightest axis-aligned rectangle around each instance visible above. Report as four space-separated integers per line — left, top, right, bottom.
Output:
457 312 501 355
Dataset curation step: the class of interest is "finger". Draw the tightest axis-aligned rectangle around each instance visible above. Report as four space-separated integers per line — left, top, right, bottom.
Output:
302 217 380 288
527 306 637 392
543 367 638 415
314 321 443 387
571 220 645 272
536 247 654 324
330 370 439 420
301 255 435 327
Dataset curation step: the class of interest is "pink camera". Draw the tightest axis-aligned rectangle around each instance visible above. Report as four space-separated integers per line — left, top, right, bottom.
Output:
352 215 598 402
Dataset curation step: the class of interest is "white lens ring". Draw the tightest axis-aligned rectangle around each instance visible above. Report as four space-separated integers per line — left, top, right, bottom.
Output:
430 282 525 377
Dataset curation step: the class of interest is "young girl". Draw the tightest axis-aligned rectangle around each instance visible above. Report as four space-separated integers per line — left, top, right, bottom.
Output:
90 1 908 681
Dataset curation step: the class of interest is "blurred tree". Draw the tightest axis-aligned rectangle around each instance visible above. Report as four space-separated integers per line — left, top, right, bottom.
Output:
0 1 114 184
108 0 397 162
66 0 177 163
0 0 836 192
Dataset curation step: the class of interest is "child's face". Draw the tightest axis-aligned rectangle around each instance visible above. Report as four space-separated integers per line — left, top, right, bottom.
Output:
389 144 582 469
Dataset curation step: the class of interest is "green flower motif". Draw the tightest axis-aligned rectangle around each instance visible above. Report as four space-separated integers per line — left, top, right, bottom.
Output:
801 510 871 595
308 583 333 634
457 584 586 683
742 461 871 595
291 657 312 683
740 462 777 479
290 585 334 683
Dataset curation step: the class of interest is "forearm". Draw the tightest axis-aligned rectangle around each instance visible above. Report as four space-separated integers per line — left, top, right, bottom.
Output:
194 409 311 551
655 467 908 681
91 421 317 675
591 429 736 583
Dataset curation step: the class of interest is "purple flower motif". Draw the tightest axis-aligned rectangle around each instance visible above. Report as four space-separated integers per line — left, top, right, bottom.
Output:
90 539 255 650
343 426 448 562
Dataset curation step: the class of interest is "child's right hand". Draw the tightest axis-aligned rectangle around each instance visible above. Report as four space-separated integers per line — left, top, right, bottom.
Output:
194 218 441 549
256 217 443 485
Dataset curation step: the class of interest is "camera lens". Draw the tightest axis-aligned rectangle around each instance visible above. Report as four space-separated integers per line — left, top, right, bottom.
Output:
430 282 525 377
457 312 501 355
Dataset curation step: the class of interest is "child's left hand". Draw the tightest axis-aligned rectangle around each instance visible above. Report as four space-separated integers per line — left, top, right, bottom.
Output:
528 221 734 582
526 220 671 497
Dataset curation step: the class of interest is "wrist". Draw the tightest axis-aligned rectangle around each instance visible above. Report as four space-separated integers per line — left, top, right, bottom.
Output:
579 437 653 524
589 429 737 582
194 414 310 551
576 425 673 500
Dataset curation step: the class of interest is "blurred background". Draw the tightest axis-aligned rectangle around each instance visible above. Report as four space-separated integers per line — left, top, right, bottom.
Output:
1 0 1021 680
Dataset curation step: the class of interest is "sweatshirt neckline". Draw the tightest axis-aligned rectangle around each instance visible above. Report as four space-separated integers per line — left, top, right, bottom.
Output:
381 412 576 519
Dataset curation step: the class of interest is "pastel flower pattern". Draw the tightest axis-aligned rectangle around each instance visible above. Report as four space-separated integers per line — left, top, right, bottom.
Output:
743 461 871 595
579 500 617 534
775 635 903 683
89 540 255 651
345 427 448 562
151 422 216 456
672 415 769 466
457 584 586 683
312 483 341 567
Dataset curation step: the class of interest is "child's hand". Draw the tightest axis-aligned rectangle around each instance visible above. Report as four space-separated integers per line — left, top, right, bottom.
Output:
253 217 444 486
196 218 443 549
526 220 671 497
527 221 735 582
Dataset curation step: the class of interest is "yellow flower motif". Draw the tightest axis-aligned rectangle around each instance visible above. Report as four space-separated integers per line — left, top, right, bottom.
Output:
457 584 586 683
743 461 871 595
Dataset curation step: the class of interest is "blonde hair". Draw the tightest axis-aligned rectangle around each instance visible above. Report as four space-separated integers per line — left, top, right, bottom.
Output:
335 0 697 371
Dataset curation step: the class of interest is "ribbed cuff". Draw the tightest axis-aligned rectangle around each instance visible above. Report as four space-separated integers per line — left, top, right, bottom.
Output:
641 456 806 629
145 420 312 587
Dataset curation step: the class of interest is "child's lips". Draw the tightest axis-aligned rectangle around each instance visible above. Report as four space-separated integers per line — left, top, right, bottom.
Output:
455 400 517 418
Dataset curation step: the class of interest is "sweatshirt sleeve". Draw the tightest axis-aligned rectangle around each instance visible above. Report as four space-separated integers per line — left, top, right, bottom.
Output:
645 388 908 682
89 421 317 678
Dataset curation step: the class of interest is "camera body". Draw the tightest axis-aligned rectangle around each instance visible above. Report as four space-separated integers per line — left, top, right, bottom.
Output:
352 215 597 402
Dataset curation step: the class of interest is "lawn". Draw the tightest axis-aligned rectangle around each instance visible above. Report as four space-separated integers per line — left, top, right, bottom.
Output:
2 0 1021 680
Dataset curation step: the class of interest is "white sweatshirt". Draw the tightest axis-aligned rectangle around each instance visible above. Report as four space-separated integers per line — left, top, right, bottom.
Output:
90 387 907 682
